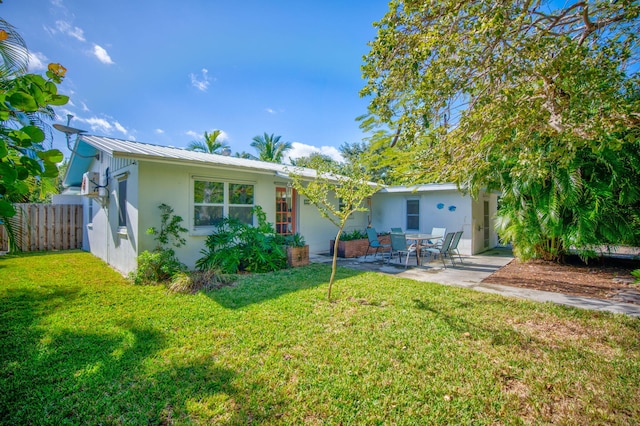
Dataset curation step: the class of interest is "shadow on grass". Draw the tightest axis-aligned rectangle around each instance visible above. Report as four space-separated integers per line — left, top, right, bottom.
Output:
206 263 363 309
0 286 277 424
411 296 538 350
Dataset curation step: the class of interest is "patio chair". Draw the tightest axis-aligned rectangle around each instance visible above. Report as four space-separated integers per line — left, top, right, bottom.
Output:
388 233 417 268
365 227 391 258
427 227 446 247
424 232 456 268
447 231 464 265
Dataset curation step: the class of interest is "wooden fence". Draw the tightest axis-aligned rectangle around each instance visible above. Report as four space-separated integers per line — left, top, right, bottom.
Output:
0 203 83 252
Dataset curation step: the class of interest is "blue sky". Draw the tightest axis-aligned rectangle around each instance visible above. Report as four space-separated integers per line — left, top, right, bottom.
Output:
3 0 390 162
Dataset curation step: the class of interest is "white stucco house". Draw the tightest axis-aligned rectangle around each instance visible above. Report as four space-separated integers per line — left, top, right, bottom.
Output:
63 135 499 275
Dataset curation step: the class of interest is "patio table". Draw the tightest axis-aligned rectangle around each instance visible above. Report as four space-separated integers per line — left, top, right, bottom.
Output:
404 233 443 266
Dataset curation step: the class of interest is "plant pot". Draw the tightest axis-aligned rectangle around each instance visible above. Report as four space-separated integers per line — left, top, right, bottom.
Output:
287 245 309 267
329 235 390 258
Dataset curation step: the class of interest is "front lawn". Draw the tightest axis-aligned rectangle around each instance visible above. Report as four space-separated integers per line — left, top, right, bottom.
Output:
1 251 639 424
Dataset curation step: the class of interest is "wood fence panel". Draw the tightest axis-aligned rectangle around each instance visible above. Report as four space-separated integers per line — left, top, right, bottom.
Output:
0 203 83 252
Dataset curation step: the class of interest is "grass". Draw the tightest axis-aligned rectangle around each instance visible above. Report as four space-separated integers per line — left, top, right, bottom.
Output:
1 251 639 424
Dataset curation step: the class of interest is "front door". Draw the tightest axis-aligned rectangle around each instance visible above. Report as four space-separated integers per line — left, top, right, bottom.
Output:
483 200 490 249
276 186 296 235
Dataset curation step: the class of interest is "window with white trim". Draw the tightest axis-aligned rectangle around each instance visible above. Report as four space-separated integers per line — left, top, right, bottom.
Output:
406 199 419 230
118 178 127 228
193 179 254 228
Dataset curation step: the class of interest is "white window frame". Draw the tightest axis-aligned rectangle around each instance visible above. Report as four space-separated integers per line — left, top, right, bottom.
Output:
406 199 420 231
191 177 255 235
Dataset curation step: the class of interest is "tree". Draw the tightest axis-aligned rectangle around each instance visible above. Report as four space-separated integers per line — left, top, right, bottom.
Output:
0 19 68 220
361 0 640 260
288 162 380 300
250 133 292 163
186 130 230 154
289 152 338 169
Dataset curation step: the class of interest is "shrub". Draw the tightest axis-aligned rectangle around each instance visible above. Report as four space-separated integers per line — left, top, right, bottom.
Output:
168 270 235 294
131 204 188 285
196 206 287 274
339 229 367 241
284 232 306 247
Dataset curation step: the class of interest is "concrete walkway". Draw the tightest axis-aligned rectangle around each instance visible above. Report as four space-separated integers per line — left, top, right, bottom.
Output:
310 248 640 318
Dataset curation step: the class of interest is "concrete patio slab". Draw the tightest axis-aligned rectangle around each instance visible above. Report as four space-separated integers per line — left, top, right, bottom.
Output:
310 248 640 318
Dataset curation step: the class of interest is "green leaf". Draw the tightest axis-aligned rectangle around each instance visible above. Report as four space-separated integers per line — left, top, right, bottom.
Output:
0 199 16 217
47 94 69 106
0 141 7 158
0 162 18 184
41 162 59 178
16 166 29 180
37 149 64 163
8 92 38 112
20 125 45 143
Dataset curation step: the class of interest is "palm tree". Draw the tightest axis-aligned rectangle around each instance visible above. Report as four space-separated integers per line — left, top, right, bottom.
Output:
250 133 292 163
187 130 230 154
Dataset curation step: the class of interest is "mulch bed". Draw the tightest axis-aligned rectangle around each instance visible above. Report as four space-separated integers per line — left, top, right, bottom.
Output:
482 256 640 305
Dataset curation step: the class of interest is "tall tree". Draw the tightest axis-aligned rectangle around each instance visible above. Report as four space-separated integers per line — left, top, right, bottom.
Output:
186 130 230 154
289 162 380 300
0 18 68 251
289 152 337 169
361 0 640 260
250 133 292 163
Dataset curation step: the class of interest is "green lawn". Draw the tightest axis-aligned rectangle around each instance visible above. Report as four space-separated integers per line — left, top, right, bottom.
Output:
1 251 639 424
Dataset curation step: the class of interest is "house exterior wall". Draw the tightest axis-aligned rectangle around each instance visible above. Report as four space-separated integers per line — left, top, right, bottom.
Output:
134 160 358 270
371 189 497 255
83 153 139 275
295 192 369 255
470 190 500 254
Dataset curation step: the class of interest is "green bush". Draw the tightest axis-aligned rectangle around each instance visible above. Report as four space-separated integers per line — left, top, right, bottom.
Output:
131 204 188 285
196 206 287 274
339 229 367 241
284 232 306 247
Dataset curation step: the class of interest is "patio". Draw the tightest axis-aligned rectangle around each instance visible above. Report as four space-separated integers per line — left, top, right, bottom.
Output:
310 247 514 288
310 248 640 317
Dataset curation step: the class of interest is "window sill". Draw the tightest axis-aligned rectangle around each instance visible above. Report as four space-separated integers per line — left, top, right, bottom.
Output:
190 228 212 237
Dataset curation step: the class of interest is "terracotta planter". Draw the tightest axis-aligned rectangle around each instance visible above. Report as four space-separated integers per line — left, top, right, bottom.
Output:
329 235 390 258
287 245 309 267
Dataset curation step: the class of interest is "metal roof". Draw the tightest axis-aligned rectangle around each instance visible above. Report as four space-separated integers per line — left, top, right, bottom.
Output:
377 183 459 193
63 135 319 187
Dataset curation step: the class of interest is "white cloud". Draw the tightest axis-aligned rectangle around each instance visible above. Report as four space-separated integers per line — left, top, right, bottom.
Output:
211 129 229 141
66 114 132 139
83 116 113 133
265 108 276 114
93 44 114 64
155 129 165 134
185 130 199 139
189 68 210 92
80 102 90 112
55 20 86 42
27 52 48 72
287 142 344 163
114 121 127 135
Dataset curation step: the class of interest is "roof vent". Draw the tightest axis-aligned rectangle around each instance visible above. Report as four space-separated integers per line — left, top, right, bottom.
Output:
221 148 232 156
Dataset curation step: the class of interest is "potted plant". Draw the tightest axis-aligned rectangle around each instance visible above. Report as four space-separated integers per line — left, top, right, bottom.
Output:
285 233 309 267
329 229 391 258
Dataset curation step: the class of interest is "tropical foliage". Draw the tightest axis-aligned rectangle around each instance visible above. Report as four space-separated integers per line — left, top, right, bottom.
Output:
196 206 287 274
131 204 188 285
186 130 229 154
250 132 292 163
0 18 68 245
360 0 640 260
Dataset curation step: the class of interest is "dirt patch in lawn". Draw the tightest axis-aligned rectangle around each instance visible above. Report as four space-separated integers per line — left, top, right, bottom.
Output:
482 256 640 305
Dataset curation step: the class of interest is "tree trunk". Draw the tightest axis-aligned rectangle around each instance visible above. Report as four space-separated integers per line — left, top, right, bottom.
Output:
328 228 344 300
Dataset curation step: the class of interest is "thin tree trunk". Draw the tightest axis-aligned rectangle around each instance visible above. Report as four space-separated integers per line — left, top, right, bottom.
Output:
328 227 344 300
